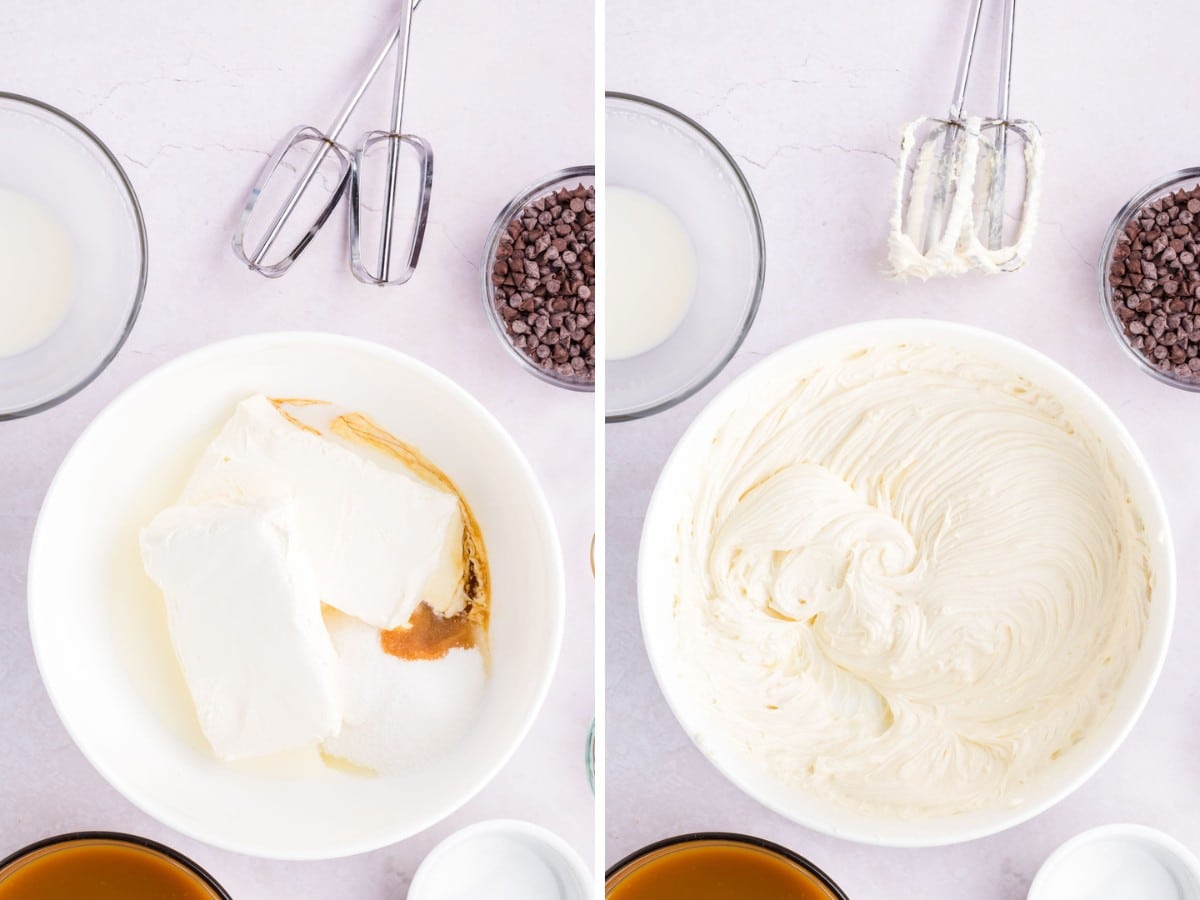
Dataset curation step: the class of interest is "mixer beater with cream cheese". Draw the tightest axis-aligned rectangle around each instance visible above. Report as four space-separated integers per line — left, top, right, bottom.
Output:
888 0 1043 279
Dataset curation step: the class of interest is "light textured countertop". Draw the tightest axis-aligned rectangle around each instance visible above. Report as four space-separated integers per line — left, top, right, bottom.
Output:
605 1 1200 896
0 0 595 895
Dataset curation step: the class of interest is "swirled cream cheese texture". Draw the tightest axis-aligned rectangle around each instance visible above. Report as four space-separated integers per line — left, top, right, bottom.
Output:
668 343 1152 819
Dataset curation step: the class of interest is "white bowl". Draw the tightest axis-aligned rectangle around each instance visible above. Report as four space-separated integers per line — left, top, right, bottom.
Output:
408 819 592 900
639 319 1175 847
1029 825 1200 900
28 333 565 860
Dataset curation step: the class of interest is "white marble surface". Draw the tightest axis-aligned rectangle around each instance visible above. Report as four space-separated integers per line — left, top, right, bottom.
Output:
606 1 1200 896
0 0 594 895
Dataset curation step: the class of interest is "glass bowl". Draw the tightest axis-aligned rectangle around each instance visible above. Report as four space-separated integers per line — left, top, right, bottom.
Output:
481 166 595 392
0 832 230 898
605 93 765 422
606 833 849 899
1099 167 1200 392
586 717 596 794
0 93 148 419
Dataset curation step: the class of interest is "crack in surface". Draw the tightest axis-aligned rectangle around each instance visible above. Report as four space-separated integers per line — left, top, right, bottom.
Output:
691 67 816 118
121 142 271 170
1043 220 1094 270
737 142 898 171
435 222 477 269
76 75 205 117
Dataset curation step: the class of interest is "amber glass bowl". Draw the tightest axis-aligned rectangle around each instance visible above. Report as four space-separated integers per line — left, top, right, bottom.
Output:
606 833 849 899
0 832 231 899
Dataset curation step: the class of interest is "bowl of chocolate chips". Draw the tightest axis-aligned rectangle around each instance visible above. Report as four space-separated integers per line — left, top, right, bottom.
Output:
482 166 595 391
1101 167 1200 391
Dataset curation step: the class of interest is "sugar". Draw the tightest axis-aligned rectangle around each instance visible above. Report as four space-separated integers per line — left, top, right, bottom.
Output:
1044 840 1191 900
320 611 486 772
421 835 568 900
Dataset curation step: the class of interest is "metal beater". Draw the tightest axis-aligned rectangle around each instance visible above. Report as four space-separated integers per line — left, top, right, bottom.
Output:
232 1 428 279
348 0 432 286
888 0 1043 279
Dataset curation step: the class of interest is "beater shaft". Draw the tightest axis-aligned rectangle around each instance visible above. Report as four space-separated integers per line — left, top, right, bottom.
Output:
378 0 417 283
987 0 1017 249
920 0 987 256
888 0 1040 279
242 0 426 271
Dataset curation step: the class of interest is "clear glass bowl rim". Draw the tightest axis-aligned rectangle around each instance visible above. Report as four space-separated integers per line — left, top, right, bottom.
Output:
604 832 850 899
0 92 149 421
480 165 596 393
0 831 231 898
1097 165 1200 393
604 91 767 423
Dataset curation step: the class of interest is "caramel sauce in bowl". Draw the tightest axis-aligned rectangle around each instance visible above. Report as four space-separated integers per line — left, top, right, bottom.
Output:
0 833 230 899
606 834 848 900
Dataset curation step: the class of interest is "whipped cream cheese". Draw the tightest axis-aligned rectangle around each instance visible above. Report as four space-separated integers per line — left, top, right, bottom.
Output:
666 341 1152 818
887 116 1044 279
141 498 340 760
182 395 465 630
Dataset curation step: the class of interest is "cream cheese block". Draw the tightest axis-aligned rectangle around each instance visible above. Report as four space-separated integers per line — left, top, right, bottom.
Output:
140 498 340 761
181 395 465 630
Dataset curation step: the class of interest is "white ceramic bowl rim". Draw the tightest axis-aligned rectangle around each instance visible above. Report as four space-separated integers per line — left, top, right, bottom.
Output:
408 818 592 900
1028 824 1200 900
28 332 566 860
638 318 1176 848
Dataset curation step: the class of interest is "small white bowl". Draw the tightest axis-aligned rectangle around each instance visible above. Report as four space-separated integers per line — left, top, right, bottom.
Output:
639 319 1175 847
409 819 592 900
28 333 565 860
1029 825 1200 900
